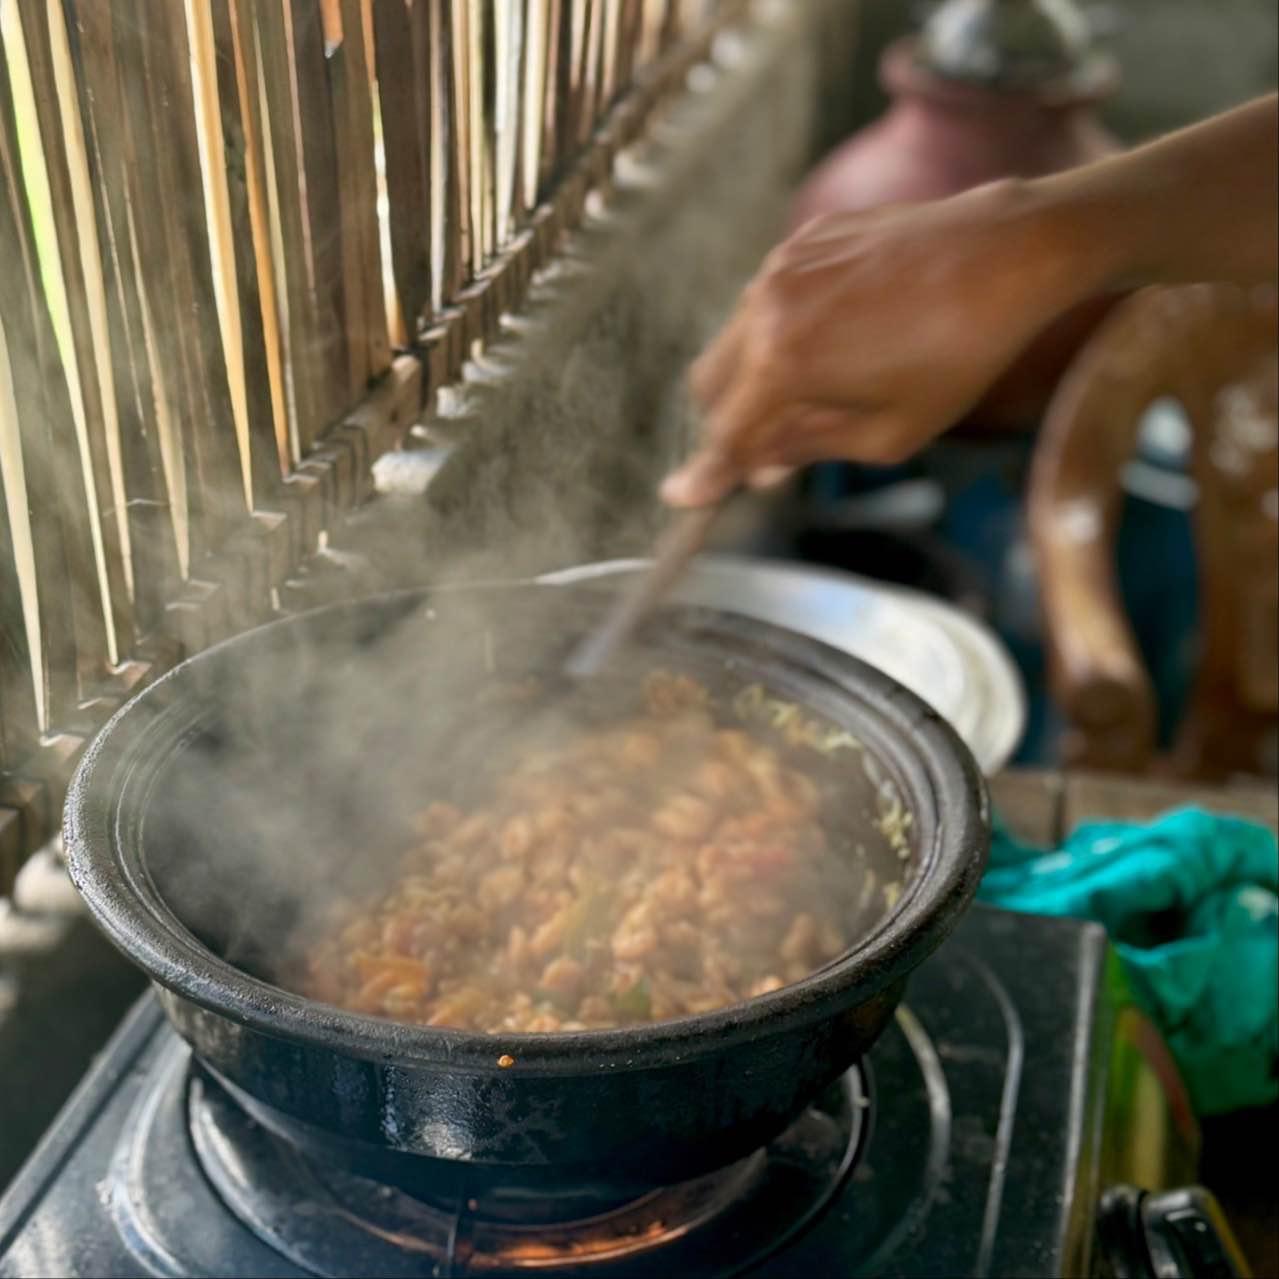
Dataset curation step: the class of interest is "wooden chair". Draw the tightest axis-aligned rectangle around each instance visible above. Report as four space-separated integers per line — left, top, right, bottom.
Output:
1029 283 1278 781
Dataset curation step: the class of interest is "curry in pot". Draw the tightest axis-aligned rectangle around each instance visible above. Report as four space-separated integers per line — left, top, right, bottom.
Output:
300 674 868 1033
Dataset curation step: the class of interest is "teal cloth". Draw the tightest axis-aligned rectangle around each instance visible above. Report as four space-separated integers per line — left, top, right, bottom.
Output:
980 807 1278 1116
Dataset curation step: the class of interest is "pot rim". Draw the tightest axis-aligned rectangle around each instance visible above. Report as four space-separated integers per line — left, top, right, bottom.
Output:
64 587 990 1075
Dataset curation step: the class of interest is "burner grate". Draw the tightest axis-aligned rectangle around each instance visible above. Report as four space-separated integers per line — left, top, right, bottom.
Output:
189 1065 867 1277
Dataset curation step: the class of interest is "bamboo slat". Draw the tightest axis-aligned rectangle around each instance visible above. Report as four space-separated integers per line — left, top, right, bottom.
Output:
372 0 432 342
448 0 476 278
252 0 330 455
468 0 493 268
580 0 606 144
290 0 353 419
493 0 524 245
108 2 247 566
537 0 564 198
0 30 93 729
331 0 390 387
63 0 184 636
8 1 127 681
431 0 464 304
204 0 290 509
27 1 141 659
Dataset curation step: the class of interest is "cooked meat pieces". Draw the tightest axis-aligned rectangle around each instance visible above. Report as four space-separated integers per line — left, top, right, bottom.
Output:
300 673 853 1032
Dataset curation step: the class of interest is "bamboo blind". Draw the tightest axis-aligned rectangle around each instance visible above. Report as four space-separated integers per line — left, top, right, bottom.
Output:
0 0 742 889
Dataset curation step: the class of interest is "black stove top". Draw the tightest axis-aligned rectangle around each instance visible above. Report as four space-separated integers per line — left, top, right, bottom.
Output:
0 907 1121 1278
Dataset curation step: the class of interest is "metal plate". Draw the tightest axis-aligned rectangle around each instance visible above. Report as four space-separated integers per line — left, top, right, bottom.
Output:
537 555 1026 775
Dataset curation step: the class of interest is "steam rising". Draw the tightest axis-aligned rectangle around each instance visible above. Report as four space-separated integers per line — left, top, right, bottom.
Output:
139 583 908 1025
93 26 836 1008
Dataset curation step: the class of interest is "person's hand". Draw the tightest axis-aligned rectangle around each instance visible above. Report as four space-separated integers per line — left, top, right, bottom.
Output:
660 92 1277 506
662 179 1100 507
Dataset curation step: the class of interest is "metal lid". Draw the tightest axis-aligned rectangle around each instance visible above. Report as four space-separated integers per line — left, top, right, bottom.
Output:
537 555 1026 774
917 0 1094 86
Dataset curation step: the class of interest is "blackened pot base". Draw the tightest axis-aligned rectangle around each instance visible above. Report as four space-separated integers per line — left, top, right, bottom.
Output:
188 1058 864 1276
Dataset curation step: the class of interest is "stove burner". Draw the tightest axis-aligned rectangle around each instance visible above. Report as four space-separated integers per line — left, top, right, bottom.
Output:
187 1065 867 1277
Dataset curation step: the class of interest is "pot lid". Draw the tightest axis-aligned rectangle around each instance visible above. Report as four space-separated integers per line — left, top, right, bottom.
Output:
536 554 1026 775
917 0 1094 86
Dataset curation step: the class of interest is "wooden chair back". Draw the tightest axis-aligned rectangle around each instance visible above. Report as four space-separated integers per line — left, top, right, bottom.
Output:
1029 283 1278 780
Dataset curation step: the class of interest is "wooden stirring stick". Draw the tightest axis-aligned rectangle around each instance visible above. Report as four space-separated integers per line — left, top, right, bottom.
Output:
563 499 726 680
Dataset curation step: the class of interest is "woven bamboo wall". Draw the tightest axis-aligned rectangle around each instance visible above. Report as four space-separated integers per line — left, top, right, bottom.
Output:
0 0 754 889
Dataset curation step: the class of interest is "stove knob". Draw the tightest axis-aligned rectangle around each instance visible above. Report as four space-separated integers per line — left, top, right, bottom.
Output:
1098 1185 1153 1278
1096 1186 1251 1279
1140 1187 1250 1279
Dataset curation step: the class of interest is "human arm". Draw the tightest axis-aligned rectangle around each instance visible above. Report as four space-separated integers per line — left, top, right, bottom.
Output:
662 93 1279 507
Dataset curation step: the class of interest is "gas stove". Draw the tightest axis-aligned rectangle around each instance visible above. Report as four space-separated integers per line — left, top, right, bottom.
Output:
0 907 1237 1278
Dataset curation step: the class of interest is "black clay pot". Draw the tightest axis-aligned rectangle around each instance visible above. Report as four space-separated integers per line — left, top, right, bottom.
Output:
64 583 989 1191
